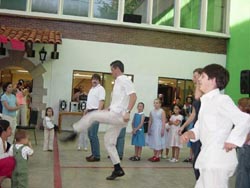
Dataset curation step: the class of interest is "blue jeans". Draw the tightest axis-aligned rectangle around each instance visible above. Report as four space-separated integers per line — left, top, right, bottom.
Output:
116 127 126 158
235 144 250 188
88 121 100 158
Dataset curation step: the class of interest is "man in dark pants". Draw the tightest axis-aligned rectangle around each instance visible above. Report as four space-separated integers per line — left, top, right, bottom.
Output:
178 68 202 180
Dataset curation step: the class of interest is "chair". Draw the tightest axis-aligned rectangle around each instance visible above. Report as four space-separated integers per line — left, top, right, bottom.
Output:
16 110 38 145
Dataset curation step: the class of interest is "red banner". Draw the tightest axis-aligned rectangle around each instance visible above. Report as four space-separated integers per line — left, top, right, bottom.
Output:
0 35 8 44
10 39 25 51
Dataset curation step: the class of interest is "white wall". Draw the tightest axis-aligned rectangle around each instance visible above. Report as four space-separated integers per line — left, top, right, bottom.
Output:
42 38 226 132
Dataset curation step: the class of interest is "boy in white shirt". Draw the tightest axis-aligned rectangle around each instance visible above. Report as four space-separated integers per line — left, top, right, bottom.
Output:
181 64 250 188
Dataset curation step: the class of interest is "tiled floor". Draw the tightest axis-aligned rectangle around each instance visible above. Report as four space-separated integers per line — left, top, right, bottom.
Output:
2 129 236 188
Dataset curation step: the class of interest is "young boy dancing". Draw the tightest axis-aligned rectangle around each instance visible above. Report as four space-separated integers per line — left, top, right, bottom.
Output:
181 64 250 188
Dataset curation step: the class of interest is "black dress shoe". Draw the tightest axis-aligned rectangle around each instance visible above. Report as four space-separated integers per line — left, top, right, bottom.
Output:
85 155 93 160
106 169 125 180
86 156 100 162
60 132 78 142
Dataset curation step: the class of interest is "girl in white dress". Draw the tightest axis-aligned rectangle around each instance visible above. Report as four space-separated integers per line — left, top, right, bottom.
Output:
43 107 55 151
147 99 166 162
168 104 183 162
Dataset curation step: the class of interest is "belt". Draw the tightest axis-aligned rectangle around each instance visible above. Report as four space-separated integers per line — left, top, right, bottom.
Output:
87 109 98 113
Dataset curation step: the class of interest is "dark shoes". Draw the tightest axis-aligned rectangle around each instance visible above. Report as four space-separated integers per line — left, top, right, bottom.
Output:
60 132 78 142
106 169 125 180
129 156 140 161
86 155 100 162
183 158 192 163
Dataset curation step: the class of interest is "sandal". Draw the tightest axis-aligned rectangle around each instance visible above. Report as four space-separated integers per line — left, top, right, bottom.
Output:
131 156 140 161
129 156 136 161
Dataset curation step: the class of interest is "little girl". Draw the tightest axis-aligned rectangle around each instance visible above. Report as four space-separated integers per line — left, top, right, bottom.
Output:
168 104 183 162
147 98 166 162
10 130 34 188
43 107 55 151
129 102 145 161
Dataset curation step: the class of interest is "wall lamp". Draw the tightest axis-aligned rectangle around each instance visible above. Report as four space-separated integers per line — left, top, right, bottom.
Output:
39 47 47 63
26 42 35 57
51 44 59 59
0 43 6 56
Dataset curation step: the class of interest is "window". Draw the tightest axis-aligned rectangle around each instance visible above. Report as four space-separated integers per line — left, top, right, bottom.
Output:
0 0 26 11
124 0 148 23
63 0 89 17
158 77 194 108
180 0 201 30
93 0 119 20
152 0 175 26
207 0 226 33
32 0 58 14
72 70 133 108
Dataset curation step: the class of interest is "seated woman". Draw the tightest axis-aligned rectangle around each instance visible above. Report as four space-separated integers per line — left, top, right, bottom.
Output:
0 120 15 186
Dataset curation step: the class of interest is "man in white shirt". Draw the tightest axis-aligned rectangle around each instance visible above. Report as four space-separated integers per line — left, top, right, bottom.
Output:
181 64 250 188
85 74 106 162
62 60 137 180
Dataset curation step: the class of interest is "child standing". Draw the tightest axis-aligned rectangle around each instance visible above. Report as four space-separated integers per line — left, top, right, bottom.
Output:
9 130 34 188
43 107 55 151
129 102 145 161
168 104 183 162
147 98 166 162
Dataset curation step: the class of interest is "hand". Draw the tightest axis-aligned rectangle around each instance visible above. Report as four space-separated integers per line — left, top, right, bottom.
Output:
123 112 130 122
223 142 237 152
161 128 165 137
178 127 184 136
180 132 190 144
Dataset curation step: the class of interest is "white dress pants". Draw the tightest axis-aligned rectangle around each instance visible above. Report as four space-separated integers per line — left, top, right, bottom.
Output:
78 131 88 149
16 104 27 126
195 168 235 188
43 128 55 151
73 110 127 165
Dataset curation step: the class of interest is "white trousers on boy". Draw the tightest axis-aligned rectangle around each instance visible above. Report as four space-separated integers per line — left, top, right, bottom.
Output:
195 168 234 188
73 110 127 165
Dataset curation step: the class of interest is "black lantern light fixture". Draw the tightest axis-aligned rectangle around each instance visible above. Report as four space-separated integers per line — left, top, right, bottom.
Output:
51 44 59 59
0 43 6 56
39 47 47 63
26 41 35 57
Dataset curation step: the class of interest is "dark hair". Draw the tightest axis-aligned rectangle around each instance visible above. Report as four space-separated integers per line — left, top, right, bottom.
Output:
91 74 101 82
110 60 124 73
0 120 10 136
0 119 10 131
202 64 229 90
2 82 12 92
45 107 54 116
138 102 145 108
193 68 202 74
186 96 193 103
15 130 28 142
173 104 182 111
